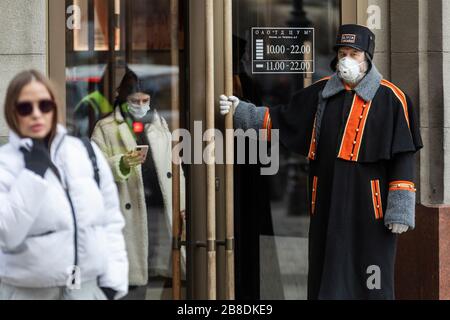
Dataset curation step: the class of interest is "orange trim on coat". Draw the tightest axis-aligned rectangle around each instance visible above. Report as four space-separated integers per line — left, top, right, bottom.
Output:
389 180 416 192
371 181 379 219
307 75 331 158
315 76 332 84
262 108 272 141
380 79 410 129
337 94 373 162
267 115 272 142
371 180 383 220
344 82 353 91
308 116 317 160
311 176 318 215
375 180 384 219
262 108 270 129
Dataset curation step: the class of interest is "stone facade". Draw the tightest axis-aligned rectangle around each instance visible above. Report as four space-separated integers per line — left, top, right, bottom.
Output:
0 0 47 144
354 0 450 300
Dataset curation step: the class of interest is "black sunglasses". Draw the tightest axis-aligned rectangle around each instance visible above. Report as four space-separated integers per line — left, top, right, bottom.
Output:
15 99 56 117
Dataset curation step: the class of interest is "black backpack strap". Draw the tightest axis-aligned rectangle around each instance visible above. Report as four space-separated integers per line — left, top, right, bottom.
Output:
80 137 100 187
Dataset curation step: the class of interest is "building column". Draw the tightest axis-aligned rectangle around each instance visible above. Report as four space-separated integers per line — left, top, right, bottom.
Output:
356 0 391 78
0 0 47 145
354 0 450 300
390 0 450 300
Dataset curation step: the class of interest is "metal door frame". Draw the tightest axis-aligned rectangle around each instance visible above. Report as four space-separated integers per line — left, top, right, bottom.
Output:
187 0 234 300
188 0 355 300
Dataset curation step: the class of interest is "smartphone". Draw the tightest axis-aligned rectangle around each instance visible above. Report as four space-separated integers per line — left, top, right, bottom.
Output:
135 145 149 162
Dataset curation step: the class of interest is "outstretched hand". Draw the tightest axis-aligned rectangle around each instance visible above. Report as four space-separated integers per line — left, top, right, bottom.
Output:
219 95 240 116
388 224 409 234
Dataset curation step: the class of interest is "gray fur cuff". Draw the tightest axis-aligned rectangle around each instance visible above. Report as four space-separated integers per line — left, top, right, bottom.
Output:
384 190 416 229
234 101 267 131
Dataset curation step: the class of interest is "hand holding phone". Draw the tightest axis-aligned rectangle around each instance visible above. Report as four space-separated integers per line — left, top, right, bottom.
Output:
122 151 143 169
122 146 149 169
135 145 149 163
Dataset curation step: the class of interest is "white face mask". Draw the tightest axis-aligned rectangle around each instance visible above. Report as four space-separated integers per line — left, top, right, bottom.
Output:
337 57 366 85
128 102 150 119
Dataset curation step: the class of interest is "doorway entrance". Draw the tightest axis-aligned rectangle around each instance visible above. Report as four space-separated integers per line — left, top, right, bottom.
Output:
49 0 347 300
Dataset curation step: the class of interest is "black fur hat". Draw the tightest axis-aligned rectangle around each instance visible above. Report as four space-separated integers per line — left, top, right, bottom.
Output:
330 24 376 71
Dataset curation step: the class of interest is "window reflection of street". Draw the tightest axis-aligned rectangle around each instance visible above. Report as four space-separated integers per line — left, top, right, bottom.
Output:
65 0 186 300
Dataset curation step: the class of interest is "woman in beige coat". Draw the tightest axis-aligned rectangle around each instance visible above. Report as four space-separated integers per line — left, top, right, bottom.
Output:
92 70 185 299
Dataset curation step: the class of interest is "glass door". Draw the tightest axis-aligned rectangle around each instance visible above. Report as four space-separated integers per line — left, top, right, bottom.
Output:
231 0 340 300
53 0 188 300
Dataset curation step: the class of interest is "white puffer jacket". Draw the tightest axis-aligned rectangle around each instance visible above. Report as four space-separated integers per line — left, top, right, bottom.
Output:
0 125 128 299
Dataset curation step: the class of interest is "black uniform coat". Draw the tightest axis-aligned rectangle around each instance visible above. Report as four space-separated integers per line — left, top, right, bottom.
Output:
265 65 423 299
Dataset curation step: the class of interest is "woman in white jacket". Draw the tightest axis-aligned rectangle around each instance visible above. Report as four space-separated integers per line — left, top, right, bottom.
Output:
0 70 128 300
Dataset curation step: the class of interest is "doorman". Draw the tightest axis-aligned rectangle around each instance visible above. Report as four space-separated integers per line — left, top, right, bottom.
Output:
220 24 423 300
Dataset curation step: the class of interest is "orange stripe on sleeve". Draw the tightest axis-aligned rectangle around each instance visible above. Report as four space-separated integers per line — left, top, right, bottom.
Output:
262 108 272 141
389 180 416 192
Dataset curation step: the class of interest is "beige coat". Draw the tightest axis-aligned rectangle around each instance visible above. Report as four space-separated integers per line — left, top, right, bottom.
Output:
92 107 185 286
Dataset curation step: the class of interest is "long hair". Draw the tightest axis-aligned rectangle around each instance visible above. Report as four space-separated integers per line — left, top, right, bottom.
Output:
3 70 60 144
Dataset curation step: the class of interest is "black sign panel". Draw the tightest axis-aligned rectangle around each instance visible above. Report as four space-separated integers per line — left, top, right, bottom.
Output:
252 27 314 74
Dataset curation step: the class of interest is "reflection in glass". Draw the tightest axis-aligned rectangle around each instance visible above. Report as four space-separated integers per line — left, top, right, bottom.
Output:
72 0 88 51
65 0 186 300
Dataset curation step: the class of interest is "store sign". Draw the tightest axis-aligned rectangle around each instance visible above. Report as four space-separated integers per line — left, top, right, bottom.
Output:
251 27 314 74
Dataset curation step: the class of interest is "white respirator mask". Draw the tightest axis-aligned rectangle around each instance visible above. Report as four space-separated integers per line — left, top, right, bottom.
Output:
128 102 151 119
337 57 367 85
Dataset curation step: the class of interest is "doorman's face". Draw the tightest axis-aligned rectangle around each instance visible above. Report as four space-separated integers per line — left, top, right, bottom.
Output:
16 81 54 140
338 47 366 64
